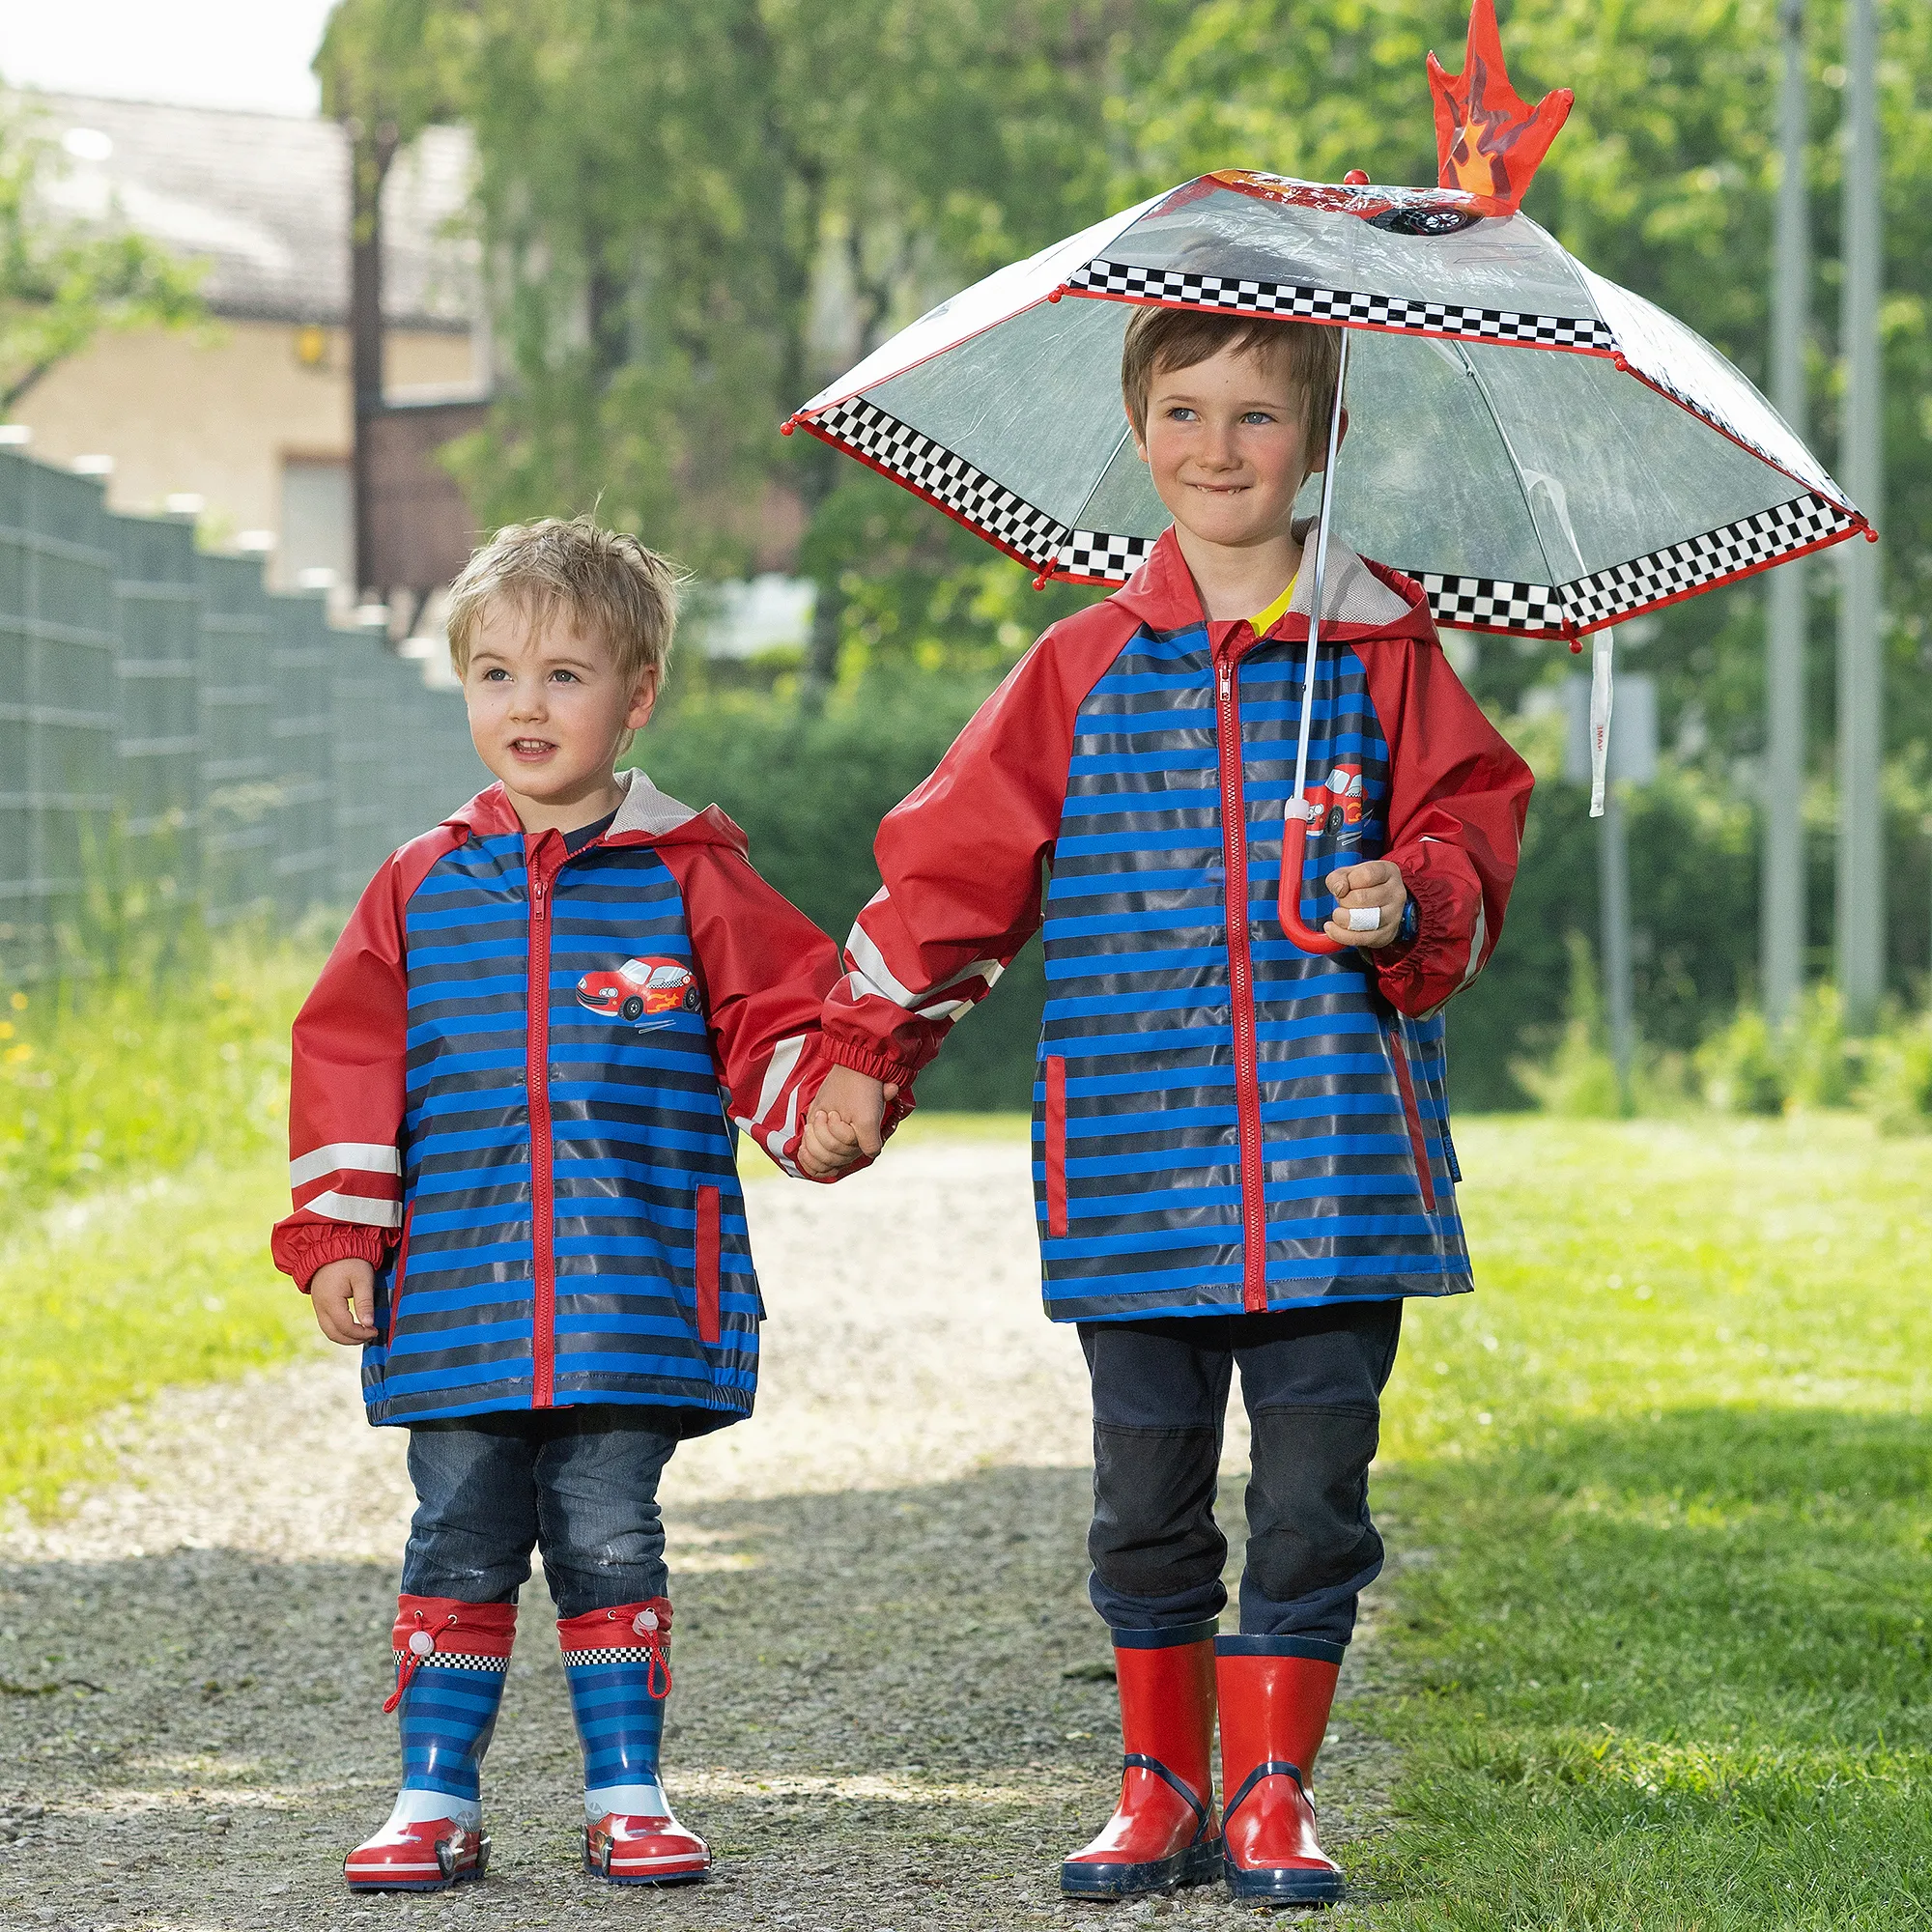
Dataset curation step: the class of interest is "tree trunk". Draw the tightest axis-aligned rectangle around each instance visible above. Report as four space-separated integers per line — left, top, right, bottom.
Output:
350 118 399 604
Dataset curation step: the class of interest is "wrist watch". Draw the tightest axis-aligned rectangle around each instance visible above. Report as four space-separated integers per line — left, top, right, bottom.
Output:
1398 899 1419 945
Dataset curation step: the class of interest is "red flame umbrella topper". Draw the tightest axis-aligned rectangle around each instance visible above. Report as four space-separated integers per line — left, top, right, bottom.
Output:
785 0 1868 952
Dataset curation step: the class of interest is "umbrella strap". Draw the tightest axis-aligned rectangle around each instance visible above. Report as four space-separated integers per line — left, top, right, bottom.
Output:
1589 631 1615 818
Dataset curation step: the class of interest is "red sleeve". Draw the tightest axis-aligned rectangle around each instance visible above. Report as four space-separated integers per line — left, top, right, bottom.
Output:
269 828 459 1290
662 839 879 1180
1358 633 1534 1018
822 601 1140 1081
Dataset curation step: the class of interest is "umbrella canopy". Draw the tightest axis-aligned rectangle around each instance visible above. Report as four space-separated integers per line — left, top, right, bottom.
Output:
787 6 1867 643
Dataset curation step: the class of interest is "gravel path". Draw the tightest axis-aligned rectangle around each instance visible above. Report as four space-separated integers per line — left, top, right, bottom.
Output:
0 1142 1398 1930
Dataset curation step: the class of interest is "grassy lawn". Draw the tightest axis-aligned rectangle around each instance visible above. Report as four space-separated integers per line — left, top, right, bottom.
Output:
0 1150 312 1515
1356 1115 1932 1929
8 1101 1930 1925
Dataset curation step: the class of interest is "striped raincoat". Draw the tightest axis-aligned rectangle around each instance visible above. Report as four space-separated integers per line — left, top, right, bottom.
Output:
822 527 1532 1321
271 770 842 1431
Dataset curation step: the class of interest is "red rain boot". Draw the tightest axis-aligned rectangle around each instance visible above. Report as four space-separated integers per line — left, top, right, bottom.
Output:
1215 1640 1345 1904
1060 1632 1222 1897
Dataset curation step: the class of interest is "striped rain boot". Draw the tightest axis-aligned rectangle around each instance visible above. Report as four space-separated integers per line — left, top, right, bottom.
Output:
1060 1628 1223 1897
559 1599 709 1886
1215 1637 1346 1905
344 1596 516 1892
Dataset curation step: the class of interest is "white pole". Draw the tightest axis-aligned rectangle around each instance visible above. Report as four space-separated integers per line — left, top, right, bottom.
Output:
1762 0 1809 1023
1834 0 1884 1029
1288 331 1352 812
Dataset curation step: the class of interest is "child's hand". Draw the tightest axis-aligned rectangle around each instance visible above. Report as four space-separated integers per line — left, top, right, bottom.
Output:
800 1065 900 1178
310 1258 378 1345
800 1108 865 1178
1322 860 1408 950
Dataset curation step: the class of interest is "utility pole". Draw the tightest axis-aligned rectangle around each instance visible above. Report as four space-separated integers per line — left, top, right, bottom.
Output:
1600 778 1635 1115
347 114 400 606
1761 0 1808 1023
1834 0 1884 1028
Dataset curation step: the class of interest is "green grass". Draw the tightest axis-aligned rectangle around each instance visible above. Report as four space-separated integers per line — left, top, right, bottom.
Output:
0 1150 313 1514
0 926 320 1212
1354 1116 1932 1928
0 926 323 1515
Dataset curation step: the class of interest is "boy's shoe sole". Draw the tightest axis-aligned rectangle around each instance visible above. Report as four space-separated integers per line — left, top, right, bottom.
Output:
1224 1856 1345 1905
1061 1836 1223 1898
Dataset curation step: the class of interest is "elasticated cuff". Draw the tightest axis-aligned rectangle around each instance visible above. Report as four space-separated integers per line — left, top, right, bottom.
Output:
1213 1633 1347 1665
825 1037 920 1087
1111 1619 1222 1650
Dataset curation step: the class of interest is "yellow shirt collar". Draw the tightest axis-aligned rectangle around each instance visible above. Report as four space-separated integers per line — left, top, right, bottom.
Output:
1250 575 1298 637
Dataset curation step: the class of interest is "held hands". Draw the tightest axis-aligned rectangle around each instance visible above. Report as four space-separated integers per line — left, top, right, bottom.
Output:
800 1064 899 1179
1322 859 1408 951
310 1258 378 1345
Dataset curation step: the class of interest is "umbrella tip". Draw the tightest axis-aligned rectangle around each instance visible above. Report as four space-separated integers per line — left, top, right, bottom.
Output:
1047 288 1064 302
780 416 797 436
1344 169 1370 185
1033 571 1052 590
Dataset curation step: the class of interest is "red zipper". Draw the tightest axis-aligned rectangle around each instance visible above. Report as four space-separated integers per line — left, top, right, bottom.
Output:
1215 632 1269 1315
526 843 558 1407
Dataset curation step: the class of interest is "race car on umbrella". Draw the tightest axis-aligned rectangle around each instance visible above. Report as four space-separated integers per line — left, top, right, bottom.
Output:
1313 762 1364 838
575 957 702 1027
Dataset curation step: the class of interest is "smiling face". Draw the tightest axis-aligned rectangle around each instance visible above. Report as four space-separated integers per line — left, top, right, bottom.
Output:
462 598 658 832
1133 339 1324 555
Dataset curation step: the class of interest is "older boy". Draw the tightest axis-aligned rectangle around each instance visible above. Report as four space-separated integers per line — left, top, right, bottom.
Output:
807 308 1532 1902
273 519 853 1892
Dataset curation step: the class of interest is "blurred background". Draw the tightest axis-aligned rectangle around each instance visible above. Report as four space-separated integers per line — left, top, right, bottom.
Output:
0 0 1926 1126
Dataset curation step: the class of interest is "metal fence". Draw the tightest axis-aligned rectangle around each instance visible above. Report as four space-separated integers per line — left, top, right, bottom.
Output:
0 445 484 979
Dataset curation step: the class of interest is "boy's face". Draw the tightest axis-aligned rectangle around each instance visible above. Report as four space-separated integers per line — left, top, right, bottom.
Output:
1132 341 1326 555
462 600 657 819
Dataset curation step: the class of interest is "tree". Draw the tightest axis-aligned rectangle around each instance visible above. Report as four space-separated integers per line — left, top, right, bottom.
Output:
391 0 1187 695
0 90 204 414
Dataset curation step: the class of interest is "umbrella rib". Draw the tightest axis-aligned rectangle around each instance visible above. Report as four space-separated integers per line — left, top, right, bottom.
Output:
1449 341 1570 625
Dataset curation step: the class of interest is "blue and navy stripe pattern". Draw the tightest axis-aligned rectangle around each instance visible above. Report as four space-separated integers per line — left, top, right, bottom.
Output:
364 829 758 1427
1033 618 1468 1322
565 1651 665 1795
397 1658 508 1802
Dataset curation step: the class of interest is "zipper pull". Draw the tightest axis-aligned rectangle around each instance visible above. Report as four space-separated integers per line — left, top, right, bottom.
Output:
1218 663 1232 700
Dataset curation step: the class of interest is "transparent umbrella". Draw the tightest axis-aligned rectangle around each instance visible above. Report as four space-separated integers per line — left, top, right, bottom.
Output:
785 0 1869 941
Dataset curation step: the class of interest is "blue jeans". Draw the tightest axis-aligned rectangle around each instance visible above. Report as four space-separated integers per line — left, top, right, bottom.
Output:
400 1410 678 1619
1080 1302 1404 1650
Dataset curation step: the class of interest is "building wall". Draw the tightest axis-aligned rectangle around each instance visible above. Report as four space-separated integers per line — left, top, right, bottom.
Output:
12 319 477 585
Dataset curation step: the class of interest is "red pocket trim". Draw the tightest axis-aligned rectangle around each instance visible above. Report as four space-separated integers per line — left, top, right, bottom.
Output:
384 1199 415 1342
1045 1056 1068 1238
1388 1036 1438 1213
695 1185 722 1346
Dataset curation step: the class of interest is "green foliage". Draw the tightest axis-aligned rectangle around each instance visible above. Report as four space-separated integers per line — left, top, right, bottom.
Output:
1359 1114 1932 1926
0 924 317 1226
0 90 205 412
0 1153 312 1515
1511 932 1624 1118
1860 1009 1932 1135
1696 1003 1789 1114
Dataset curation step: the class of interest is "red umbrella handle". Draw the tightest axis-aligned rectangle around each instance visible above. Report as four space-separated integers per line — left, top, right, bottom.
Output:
1277 810 1347 955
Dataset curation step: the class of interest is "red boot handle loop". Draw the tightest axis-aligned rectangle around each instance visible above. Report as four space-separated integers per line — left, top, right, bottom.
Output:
1277 810 1346 955
384 1609 459 1714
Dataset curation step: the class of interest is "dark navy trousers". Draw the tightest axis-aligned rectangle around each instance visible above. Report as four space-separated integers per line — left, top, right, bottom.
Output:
1079 1302 1404 1653
401 1410 678 1619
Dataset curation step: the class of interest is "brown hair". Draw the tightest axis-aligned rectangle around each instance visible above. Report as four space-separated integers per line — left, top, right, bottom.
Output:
445 516 685 691
1121 307 1343 460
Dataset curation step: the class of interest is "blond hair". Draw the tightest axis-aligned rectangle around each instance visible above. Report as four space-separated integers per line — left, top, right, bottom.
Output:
445 517 684 690
1121 307 1342 462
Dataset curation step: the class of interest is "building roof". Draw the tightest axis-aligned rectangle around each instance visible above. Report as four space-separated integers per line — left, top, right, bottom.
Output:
14 90 476 331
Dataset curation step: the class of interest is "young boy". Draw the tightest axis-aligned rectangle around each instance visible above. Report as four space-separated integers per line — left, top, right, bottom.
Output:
806 308 1532 1902
272 518 859 1893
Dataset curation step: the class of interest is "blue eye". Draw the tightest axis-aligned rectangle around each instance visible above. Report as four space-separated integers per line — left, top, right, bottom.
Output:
550 669 581 684
1240 412 1276 425
481 668 508 682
